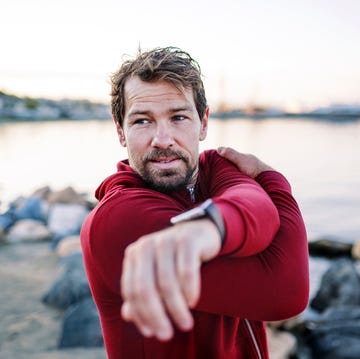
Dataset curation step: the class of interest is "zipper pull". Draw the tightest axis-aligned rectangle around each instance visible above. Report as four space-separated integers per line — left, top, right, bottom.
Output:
187 186 195 203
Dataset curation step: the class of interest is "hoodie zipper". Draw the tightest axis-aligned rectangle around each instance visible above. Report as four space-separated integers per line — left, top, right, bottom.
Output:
187 185 196 203
244 319 262 359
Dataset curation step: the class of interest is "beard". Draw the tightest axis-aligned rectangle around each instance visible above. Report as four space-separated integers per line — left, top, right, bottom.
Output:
139 149 196 193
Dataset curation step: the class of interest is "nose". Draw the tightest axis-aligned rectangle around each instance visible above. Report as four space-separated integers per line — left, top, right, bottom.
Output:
151 122 175 149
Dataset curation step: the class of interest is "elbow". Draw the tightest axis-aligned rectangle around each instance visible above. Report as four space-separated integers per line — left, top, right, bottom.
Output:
276 282 309 321
267 265 310 321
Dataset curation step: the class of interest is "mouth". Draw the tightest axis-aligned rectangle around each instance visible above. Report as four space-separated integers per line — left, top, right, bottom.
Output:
148 157 181 169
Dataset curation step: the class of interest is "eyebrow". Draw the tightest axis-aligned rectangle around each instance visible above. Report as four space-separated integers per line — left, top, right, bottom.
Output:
127 110 151 118
127 106 193 118
169 106 193 113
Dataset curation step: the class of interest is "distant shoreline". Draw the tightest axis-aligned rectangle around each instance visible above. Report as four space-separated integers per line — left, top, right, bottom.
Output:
1 113 359 124
1 90 360 123
211 111 360 122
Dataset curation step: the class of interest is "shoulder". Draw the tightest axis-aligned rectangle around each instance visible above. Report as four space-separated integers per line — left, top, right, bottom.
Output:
84 187 185 248
199 149 258 183
199 149 246 173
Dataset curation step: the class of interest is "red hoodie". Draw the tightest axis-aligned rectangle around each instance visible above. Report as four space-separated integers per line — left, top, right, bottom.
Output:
81 150 309 359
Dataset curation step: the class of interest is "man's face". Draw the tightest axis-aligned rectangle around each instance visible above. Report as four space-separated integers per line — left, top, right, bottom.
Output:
115 76 209 193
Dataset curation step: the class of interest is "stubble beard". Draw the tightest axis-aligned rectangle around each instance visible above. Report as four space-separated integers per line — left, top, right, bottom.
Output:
139 149 196 193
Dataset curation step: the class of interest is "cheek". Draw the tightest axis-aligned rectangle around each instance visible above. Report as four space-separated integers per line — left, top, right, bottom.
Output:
181 134 200 163
126 136 147 162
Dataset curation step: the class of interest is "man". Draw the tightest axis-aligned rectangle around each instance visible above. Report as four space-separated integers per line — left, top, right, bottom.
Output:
80 47 309 359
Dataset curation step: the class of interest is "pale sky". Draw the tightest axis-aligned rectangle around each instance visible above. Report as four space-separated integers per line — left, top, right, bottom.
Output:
1 0 360 111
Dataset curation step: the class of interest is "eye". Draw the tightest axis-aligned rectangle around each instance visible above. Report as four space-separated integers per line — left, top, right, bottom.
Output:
134 118 150 125
172 115 186 122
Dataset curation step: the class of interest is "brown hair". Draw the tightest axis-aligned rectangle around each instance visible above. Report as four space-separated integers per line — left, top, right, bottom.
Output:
110 47 207 126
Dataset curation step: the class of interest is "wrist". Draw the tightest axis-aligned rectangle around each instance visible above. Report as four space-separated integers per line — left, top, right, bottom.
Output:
170 199 226 247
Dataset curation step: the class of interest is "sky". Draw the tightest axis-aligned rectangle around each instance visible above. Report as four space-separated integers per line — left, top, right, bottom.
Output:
1 0 360 111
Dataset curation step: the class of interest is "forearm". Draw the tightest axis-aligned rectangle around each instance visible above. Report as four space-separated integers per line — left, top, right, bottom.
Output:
195 171 309 321
214 184 280 257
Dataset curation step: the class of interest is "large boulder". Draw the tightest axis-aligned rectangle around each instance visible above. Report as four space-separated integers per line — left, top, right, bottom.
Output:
47 203 89 246
55 235 82 258
310 258 360 312
6 219 51 243
306 306 360 359
308 238 353 258
0 196 48 231
47 186 86 205
42 253 91 309
59 297 103 348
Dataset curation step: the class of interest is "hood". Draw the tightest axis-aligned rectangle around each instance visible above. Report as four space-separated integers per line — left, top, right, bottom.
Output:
95 160 145 201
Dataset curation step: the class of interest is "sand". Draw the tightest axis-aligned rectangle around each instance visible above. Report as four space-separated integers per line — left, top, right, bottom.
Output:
0 239 300 359
0 240 107 359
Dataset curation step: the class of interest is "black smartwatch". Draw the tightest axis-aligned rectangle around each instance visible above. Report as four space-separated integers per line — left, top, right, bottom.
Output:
170 199 226 246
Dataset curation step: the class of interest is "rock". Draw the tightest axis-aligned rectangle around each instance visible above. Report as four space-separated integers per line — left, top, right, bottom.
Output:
308 238 353 258
59 297 103 348
42 253 91 310
351 239 360 260
0 226 6 242
47 187 86 205
31 186 52 199
0 196 48 231
305 305 360 359
266 326 297 359
267 315 303 331
6 219 51 243
47 203 89 244
310 258 360 312
55 235 82 257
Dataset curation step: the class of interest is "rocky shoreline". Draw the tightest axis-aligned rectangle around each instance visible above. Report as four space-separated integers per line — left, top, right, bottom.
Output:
1 186 360 359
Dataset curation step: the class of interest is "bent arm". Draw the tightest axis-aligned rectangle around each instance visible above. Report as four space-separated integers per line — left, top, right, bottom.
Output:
201 151 280 257
196 170 309 321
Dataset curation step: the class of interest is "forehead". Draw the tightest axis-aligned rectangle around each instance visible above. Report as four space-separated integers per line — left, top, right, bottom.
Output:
124 77 196 114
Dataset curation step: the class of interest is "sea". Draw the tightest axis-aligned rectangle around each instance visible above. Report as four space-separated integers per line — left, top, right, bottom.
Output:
1 116 360 303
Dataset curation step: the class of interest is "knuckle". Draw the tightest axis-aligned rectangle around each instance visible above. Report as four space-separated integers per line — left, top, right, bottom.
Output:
136 285 152 299
155 234 171 249
174 233 189 248
125 280 152 301
178 266 194 282
128 279 150 300
124 242 136 257
158 275 174 296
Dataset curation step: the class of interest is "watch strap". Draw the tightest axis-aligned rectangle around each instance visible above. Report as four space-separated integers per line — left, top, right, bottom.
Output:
170 199 226 246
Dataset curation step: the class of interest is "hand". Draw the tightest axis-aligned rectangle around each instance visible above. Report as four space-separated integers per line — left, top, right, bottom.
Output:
120 218 221 341
217 147 273 178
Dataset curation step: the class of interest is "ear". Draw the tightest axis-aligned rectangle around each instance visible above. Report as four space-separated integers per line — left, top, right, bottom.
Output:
199 107 209 141
113 117 127 147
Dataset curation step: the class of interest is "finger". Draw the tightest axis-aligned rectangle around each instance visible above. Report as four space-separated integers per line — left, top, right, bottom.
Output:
121 301 153 337
120 246 134 300
121 246 156 337
132 238 174 341
217 146 244 164
176 238 201 308
155 236 194 332
121 301 133 321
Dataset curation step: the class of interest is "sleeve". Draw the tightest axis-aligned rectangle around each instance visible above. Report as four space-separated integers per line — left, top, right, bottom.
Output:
202 151 280 257
80 188 186 356
81 188 184 297
195 170 309 321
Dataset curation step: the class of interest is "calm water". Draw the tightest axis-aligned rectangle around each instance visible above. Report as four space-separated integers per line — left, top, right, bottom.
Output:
1 117 360 242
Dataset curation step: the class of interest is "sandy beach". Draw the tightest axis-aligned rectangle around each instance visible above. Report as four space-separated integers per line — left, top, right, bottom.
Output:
0 240 107 359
